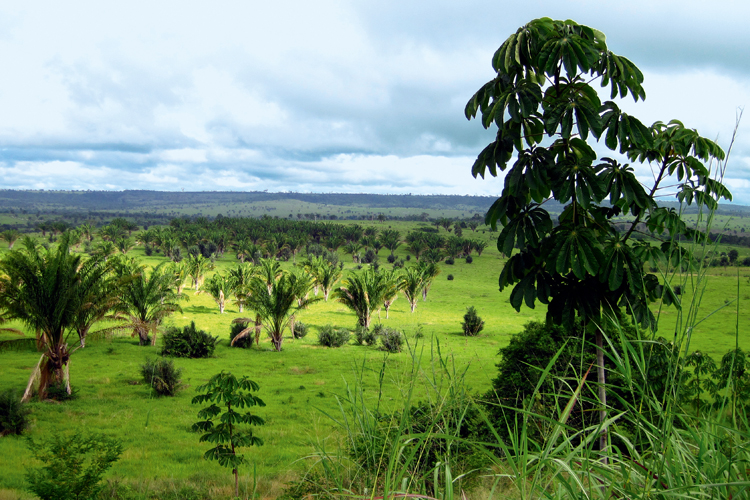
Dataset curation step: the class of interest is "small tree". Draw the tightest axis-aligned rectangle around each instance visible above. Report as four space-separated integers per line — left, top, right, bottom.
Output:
192 372 265 499
461 306 485 336
25 434 123 500
466 17 730 454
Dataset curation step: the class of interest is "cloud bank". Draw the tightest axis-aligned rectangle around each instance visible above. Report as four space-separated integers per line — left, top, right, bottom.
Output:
0 1 748 203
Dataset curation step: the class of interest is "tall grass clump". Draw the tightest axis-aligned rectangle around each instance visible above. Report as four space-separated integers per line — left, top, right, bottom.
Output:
140 358 182 397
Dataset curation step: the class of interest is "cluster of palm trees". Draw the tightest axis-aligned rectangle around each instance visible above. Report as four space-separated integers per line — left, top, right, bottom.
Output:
0 234 185 400
0 216 475 399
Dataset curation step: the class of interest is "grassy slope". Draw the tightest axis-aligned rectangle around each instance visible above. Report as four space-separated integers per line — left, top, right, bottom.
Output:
0 221 748 499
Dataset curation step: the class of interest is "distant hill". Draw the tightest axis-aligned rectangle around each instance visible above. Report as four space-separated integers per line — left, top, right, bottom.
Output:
0 189 747 217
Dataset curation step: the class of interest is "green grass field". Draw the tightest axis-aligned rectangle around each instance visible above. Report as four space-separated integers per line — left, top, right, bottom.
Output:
0 221 748 499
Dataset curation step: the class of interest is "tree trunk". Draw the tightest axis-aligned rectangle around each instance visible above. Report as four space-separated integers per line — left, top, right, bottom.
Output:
596 330 608 463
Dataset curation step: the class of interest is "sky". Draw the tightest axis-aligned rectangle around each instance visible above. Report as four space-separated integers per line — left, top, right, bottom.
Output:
0 1 749 204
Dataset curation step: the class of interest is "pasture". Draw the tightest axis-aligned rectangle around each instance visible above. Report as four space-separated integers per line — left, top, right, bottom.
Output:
0 219 749 499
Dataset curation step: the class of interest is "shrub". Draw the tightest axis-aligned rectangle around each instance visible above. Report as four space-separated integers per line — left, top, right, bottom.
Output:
387 254 396 264
465 255 473 264
229 321 253 348
743 256 750 267
161 321 218 358
445 258 455 265
45 382 77 402
461 307 484 336
318 325 350 347
144 245 153 256
362 249 378 265
378 327 404 353
141 358 182 397
293 321 309 339
354 325 377 346
0 389 31 436
25 434 123 500
447 274 454 280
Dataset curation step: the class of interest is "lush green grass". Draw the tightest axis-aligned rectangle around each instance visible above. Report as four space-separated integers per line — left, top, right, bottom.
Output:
0 221 748 499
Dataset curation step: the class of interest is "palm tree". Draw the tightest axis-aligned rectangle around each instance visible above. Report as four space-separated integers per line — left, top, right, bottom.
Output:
1 229 21 250
186 254 215 291
378 229 401 258
115 261 183 346
379 269 402 319
334 268 388 329
401 266 424 313
317 260 343 302
167 260 190 294
418 261 441 301
227 262 256 313
240 274 319 351
0 234 113 401
257 258 282 294
201 272 231 313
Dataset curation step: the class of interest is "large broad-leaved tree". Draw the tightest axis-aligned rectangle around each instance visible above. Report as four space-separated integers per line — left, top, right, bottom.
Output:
466 17 731 453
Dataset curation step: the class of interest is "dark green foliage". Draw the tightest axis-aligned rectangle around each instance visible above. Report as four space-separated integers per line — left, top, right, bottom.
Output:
461 307 484 336
0 389 30 436
728 249 739 263
445 258 455 265
466 18 729 331
25 434 123 500
317 325 350 347
141 358 182 397
386 254 396 264
292 321 308 339
191 372 265 498
229 321 253 348
483 320 638 442
144 245 153 256
447 274 454 280
465 255 473 264
354 325 377 346
743 256 750 267
161 321 218 358
377 326 404 353
45 382 78 402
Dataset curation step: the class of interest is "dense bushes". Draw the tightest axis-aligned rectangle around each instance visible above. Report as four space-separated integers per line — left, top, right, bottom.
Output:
354 325 377 346
141 358 182 397
293 321 309 339
318 326 350 347
0 389 30 436
376 326 404 353
461 307 484 336
161 321 218 358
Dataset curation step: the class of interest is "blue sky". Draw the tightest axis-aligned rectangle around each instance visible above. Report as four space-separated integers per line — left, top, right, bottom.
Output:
0 1 748 203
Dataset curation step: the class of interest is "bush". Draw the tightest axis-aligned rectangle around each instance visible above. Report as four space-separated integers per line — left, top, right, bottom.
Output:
378 327 404 353
25 434 123 500
144 245 153 256
461 307 484 336
229 321 253 348
447 274 454 280
0 389 31 436
318 325 350 347
354 325 377 346
362 249 378 265
293 321 309 339
445 257 455 265
161 321 218 358
465 255 473 264
45 382 77 402
387 254 396 264
141 358 182 397
743 256 750 267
